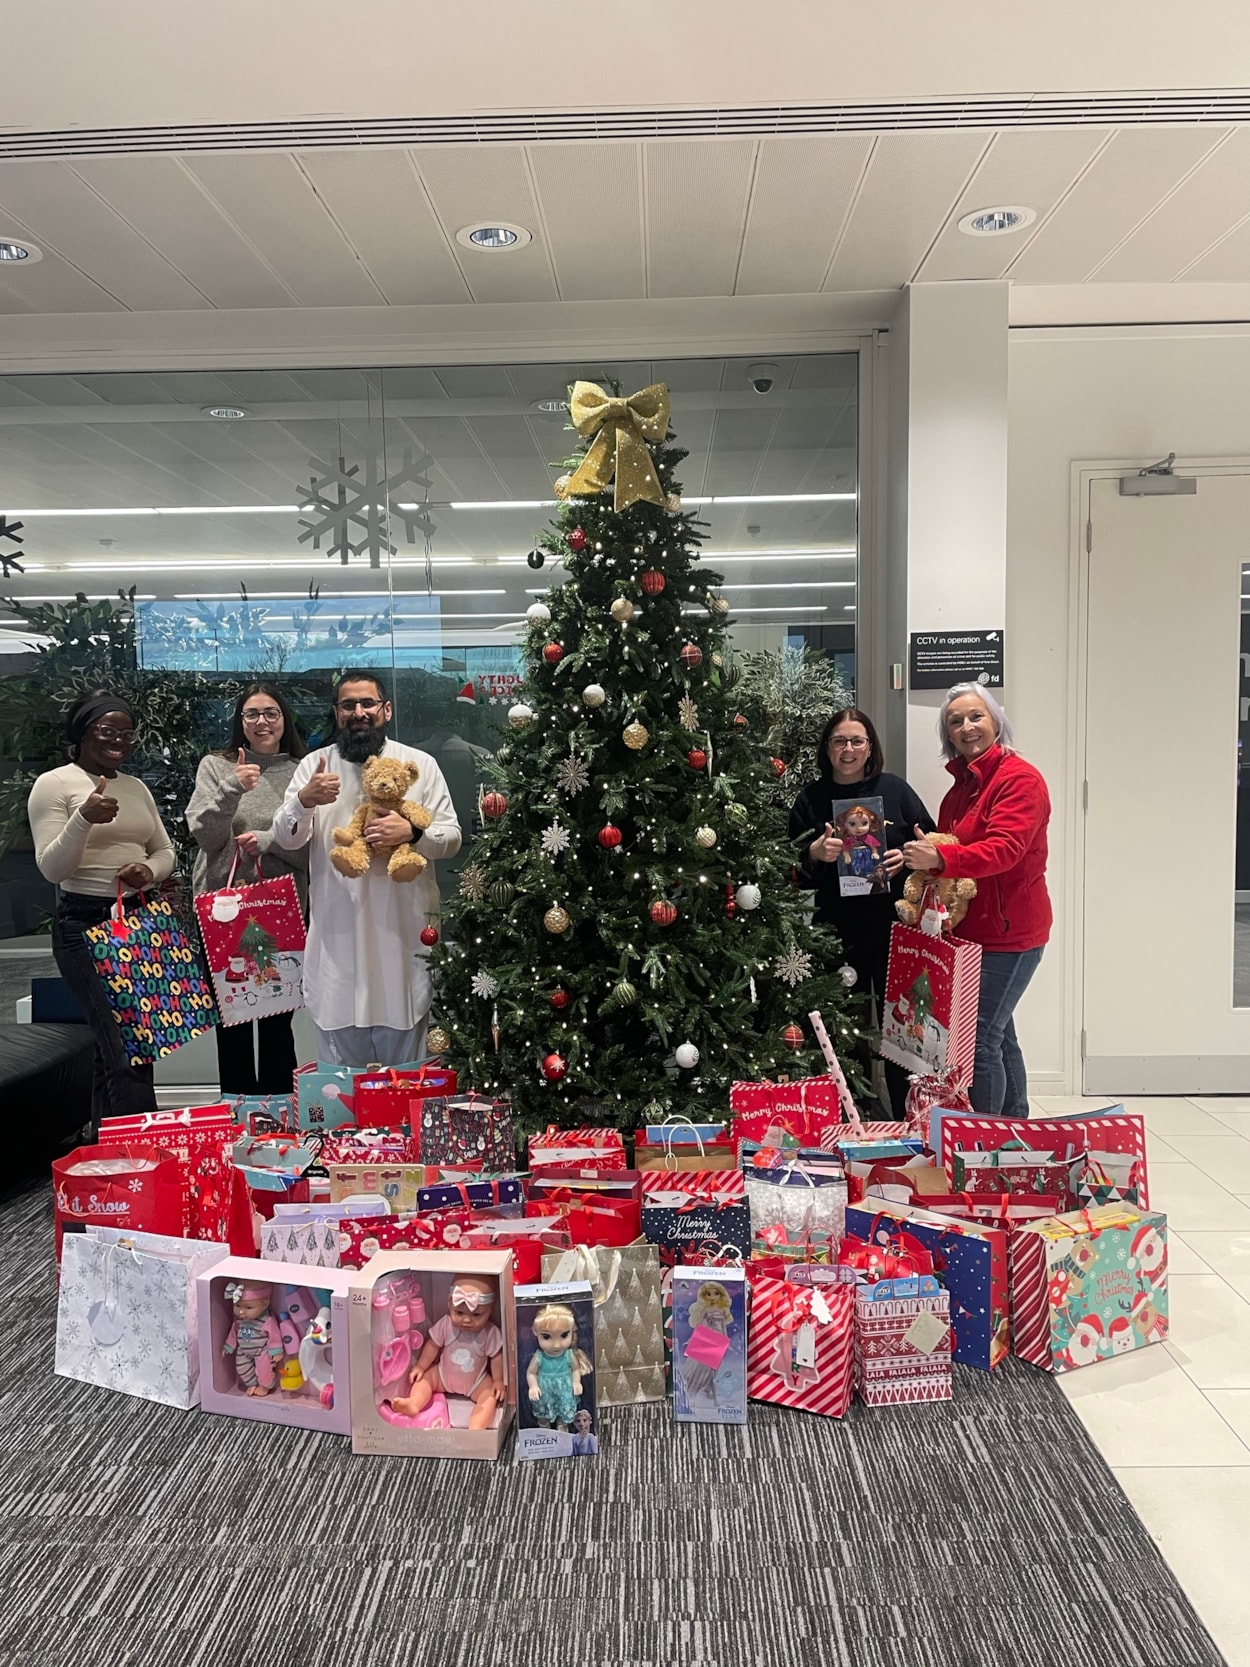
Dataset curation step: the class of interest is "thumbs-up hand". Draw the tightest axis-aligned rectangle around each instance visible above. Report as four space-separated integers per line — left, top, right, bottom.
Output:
81 775 120 825
809 821 843 864
298 754 340 808
903 825 943 872
234 747 261 792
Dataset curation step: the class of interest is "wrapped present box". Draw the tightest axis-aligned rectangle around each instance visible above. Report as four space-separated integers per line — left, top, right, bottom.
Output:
528 1127 627 1172
854 1274 953 1407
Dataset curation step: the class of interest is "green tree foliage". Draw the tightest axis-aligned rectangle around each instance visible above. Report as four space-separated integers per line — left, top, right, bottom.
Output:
738 643 852 794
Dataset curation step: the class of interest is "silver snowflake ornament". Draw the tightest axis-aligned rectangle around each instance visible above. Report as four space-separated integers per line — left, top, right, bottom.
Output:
459 862 489 902
774 946 815 987
677 695 699 731
540 820 571 858
296 449 436 570
556 753 591 796
471 971 499 1000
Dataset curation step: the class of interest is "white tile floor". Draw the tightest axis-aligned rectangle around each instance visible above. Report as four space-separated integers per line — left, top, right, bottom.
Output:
1034 1094 1250 1666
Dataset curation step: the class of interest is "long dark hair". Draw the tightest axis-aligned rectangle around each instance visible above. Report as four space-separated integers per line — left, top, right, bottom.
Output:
220 683 307 760
816 707 884 782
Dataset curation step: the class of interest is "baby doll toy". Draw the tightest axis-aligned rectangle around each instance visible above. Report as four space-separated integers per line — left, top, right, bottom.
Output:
526 1302 594 1431
223 1281 284 1397
834 803 885 879
383 1275 504 1431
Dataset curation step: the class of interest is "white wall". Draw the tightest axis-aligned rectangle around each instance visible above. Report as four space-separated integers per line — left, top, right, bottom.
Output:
1008 324 1250 1088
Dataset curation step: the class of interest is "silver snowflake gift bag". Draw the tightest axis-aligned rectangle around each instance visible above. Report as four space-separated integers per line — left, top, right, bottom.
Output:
543 1244 667 1405
55 1227 230 1409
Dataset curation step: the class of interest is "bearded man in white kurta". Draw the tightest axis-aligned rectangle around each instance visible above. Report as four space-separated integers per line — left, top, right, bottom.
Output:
271 671 461 1067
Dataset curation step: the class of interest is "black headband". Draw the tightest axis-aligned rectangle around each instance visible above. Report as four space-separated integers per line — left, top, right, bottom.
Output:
68 693 136 743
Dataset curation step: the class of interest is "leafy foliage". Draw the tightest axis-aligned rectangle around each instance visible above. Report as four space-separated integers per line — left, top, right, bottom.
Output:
738 644 853 794
431 415 867 1134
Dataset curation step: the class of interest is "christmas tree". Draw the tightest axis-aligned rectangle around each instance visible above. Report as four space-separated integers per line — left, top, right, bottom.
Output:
238 915 276 977
431 380 866 1133
905 969 934 1027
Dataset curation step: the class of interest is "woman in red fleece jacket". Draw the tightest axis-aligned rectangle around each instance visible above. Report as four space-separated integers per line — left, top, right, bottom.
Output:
903 684 1051 1118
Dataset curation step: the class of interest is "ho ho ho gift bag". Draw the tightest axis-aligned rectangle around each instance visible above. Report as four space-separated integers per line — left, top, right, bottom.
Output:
194 849 305 1026
879 912 982 1083
84 884 219 1064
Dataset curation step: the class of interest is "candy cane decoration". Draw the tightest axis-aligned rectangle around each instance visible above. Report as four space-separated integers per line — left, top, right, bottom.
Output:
807 1008 864 1135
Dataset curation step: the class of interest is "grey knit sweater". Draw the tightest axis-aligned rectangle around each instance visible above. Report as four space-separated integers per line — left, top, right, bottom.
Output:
185 749 308 903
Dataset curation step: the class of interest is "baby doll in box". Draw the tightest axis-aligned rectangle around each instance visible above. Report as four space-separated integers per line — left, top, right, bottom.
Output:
387 1274 505 1430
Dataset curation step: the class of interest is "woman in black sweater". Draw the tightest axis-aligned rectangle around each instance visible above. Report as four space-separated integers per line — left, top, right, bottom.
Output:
788 707 936 1117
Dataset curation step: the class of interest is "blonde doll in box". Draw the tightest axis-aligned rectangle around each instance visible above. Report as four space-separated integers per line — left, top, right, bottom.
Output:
388 1274 504 1431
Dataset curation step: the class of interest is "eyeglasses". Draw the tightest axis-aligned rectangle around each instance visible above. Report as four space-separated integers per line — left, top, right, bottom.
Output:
830 737 869 750
336 698 383 714
92 725 139 744
242 707 281 723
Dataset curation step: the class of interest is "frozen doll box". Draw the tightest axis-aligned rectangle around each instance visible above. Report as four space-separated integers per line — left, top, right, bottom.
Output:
197 1257 352 1435
348 1248 516 1460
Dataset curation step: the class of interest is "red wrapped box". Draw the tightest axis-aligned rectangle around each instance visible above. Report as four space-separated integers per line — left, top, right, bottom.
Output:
527 1126 627 1172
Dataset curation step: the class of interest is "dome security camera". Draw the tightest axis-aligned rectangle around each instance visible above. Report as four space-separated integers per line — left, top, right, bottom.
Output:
747 362 779 395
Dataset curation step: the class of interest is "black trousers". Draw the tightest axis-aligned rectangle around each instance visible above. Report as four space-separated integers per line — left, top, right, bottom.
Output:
214 1012 298 1096
831 913 911 1120
51 891 158 1133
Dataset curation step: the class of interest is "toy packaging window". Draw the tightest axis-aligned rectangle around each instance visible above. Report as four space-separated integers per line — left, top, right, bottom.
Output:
830 794 888 897
671 1266 747 1425
514 1280 598 1460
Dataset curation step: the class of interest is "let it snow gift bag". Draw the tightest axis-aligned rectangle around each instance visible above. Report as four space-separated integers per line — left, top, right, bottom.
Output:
880 919 981 1081
194 851 305 1026
55 1226 229 1408
51 1143 184 1264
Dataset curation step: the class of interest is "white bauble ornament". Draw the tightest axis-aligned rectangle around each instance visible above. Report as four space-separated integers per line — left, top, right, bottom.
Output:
735 882 762 912
526 601 551 625
582 683 606 708
694 826 717 849
674 1042 700 1070
839 964 858 988
507 703 534 729
610 597 635 623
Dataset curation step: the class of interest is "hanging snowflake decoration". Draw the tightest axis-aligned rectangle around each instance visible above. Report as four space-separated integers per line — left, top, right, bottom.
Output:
0 515 25 578
296 449 437 570
540 819 571 858
471 971 499 999
774 946 815 988
555 753 591 796
677 695 699 732
459 862 489 902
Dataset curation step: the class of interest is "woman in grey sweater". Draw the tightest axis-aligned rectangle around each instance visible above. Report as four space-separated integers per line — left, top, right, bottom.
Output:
186 683 309 1095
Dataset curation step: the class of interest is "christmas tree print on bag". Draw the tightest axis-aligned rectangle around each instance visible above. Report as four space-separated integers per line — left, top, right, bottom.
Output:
195 853 306 1027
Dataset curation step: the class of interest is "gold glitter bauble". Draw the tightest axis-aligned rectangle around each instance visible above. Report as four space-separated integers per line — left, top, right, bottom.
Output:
610 597 635 623
426 1026 451 1055
694 825 717 849
544 904 571 935
711 652 724 669
622 721 650 751
554 472 572 496
708 595 730 617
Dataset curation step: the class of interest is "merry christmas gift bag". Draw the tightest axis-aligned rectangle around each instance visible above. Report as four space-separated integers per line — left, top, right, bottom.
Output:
84 886 219 1064
194 853 305 1026
879 922 981 1082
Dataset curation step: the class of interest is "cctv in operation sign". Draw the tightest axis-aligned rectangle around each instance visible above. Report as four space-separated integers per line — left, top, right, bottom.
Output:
908 630 1005 691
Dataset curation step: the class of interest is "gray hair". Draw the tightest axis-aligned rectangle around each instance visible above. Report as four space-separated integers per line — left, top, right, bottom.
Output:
937 682 1014 761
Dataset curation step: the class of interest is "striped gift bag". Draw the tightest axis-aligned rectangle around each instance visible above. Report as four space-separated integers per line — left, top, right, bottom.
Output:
879 921 981 1082
746 1275 854 1417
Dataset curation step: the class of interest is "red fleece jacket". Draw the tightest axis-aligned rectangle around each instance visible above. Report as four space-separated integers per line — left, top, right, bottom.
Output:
935 744 1052 952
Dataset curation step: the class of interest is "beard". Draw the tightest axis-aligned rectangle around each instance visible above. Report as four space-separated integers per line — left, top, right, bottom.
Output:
336 722 388 764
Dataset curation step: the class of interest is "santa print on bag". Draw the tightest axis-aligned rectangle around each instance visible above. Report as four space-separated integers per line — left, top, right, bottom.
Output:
195 879 305 1027
882 936 953 1070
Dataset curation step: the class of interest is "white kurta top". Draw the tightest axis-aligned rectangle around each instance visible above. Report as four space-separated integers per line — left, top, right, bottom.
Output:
271 740 461 1032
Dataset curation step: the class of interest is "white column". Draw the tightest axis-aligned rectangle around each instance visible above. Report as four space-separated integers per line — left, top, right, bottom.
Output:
886 281 1009 814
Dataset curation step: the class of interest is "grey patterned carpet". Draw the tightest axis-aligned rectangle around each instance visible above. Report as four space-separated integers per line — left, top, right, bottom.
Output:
1 1180 1225 1667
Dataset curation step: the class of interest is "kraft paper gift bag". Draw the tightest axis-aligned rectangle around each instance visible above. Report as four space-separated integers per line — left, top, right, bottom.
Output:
55 1227 229 1409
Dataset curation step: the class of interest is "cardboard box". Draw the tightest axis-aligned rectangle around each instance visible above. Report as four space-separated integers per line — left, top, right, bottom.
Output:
349 1249 515 1460
197 1256 352 1433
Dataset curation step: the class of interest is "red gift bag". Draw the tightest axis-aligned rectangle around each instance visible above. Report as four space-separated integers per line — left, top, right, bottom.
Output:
746 1276 855 1417
352 1065 458 1129
97 1104 251 1251
51 1143 184 1264
880 918 982 1082
523 1187 641 1248
730 1077 842 1153
194 850 306 1026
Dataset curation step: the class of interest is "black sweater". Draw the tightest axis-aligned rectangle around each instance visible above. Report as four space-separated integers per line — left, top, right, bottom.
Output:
788 770 936 941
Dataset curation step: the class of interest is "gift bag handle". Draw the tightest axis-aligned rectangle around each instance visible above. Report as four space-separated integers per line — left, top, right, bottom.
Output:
657 1114 706 1167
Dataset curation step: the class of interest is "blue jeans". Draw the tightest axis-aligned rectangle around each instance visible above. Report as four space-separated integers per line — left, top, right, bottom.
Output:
971 947 1044 1118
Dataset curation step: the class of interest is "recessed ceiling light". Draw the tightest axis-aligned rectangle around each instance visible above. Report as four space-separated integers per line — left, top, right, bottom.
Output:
531 399 567 414
0 238 43 265
957 206 1037 238
456 222 533 252
202 405 249 420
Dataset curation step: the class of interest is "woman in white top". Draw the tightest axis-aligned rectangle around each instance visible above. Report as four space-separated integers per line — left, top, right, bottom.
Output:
27 689 175 1129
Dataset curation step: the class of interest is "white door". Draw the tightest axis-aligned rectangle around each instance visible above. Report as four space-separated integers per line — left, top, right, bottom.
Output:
1084 471 1250 1093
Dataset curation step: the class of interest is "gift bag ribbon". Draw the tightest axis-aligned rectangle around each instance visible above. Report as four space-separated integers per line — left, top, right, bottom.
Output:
555 381 670 511
548 1244 623 1308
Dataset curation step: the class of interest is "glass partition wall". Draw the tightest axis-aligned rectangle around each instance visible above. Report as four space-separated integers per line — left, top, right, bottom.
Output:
0 353 858 933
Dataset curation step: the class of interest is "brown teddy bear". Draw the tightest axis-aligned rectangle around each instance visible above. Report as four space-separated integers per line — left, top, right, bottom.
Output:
894 833 977 930
330 754 433 882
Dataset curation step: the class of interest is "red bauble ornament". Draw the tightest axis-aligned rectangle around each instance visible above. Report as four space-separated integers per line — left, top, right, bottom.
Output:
567 527 588 552
549 987 570 1011
781 1023 805 1052
770 757 787 778
687 748 708 772
640 570 666 595
542 1052 568 1082
650 899 678 927
680 642 703 669
598 823 623 849
481 791 508 820
733 713 748 729
542 641 564 666
725 882 737 918
419 925 440 947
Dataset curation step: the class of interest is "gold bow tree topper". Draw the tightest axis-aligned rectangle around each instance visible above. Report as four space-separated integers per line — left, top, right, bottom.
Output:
555 381 671 512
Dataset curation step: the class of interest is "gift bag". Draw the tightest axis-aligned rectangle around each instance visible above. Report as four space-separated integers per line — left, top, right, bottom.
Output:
951 1143 1081 1209
730 1077 842 1153
99 1104 251 1251
542 1243 668 1406
259 1216 344 1268
335 1207 474 1268
352 1064 457 1129
223 1094 296 1134
746 1162 848 1263
463 1219 572 1285
527 1188 642 1248
420 1092 515 1171
194 851 305 1026
633 1119 737 1174
51 1143 184 1264
528 1127 627 1172
854 1274 953 1407
640 1173 751 1265
879 919 981 1080
294 1063 358 1132
84 885 219 1064
940 1111 1150 1208
746 1275 855 1417
55 1227 230 1407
